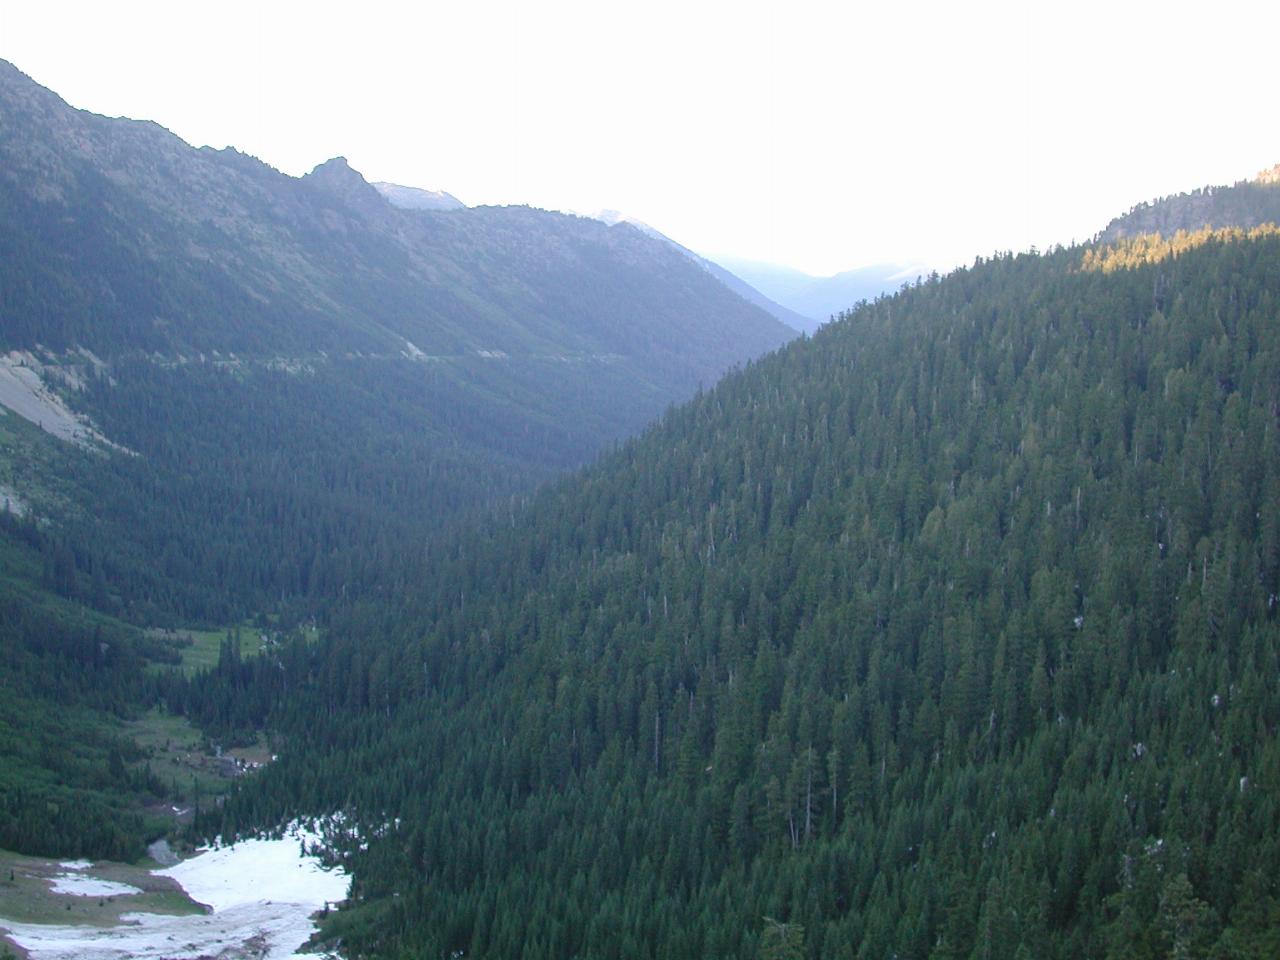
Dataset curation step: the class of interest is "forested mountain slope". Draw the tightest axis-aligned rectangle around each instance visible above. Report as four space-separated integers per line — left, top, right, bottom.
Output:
1101 164 1280 242
0 59 791 865
0 58 792 619
0 505 169 859
209 229 1280 959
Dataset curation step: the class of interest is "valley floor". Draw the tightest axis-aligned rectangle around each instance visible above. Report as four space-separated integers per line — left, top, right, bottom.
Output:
0 825 348 960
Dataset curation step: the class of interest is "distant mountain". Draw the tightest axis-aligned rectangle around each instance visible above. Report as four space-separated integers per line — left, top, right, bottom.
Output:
373 180 466 211
589 210 813 333
1100 163 1280 242
713 257 928 332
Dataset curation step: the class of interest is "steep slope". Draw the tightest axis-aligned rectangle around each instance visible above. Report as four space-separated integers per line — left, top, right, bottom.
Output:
0 59 790 368
591 210 814 332
0 58 793 618
209 228 1280 959
0 527 171 860
1100 163 1280 242
701 257 815 333
0 57 794 856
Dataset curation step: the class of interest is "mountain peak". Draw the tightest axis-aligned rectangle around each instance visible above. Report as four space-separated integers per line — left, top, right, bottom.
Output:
309 155 356 174
302 157 386 215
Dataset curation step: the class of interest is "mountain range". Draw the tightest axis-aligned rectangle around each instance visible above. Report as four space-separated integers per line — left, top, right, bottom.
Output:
0 57 794 618
0 57 791 369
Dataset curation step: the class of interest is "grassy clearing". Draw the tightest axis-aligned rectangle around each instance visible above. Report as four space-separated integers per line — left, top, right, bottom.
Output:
122 709 230 806
143 625 267 676
122 709 271 808
0 847 202 927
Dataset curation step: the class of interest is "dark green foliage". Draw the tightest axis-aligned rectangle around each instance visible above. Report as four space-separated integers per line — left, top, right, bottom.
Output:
0 58 791 622
207 231 1280 958
54 354 659 621
0 59 792 868
0 517 169 859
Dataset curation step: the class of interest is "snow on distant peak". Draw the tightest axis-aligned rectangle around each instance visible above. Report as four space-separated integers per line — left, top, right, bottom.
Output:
373 181 466 211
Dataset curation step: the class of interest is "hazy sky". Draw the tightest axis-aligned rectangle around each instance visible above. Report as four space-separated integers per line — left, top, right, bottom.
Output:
2 0 1278 275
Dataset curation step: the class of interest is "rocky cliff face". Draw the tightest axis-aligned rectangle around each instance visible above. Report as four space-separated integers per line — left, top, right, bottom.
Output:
1099 164 1280 242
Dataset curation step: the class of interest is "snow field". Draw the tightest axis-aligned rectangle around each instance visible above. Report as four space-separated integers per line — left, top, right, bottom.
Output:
2 825 349 960
47 874 144 897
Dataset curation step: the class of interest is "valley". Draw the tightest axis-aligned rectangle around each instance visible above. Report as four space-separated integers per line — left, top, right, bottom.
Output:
0 44 1279 960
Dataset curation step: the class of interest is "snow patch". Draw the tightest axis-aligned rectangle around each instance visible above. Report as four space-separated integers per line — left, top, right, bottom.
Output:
3 825 348 960
57 860 92 871
48 874 143 897
1 904 339 960
157 830 346 914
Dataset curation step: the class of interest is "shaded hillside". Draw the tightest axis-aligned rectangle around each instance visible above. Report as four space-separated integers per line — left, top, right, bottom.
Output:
592 210 813 332
0 55 797 847
206 229 1280 959
0 61 790 371
1101 164 1280 242
700 257 815 333
0 59 792 619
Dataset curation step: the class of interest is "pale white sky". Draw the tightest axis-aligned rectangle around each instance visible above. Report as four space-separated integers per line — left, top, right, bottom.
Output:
1 0 1277 275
